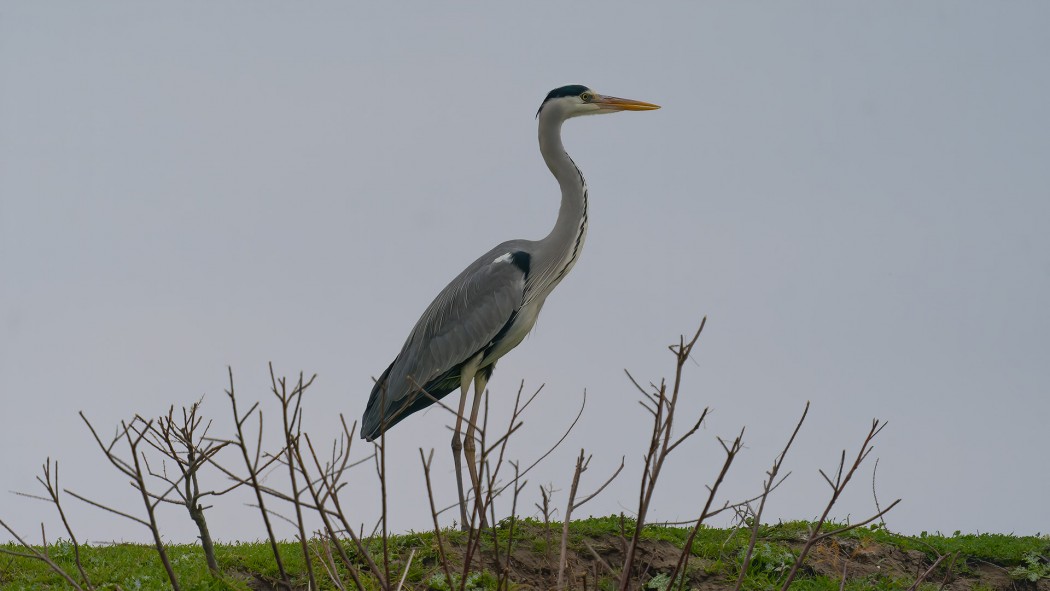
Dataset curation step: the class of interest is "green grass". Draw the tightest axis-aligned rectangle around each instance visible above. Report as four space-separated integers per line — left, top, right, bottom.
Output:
1 542 256 590
744 520 1049 565
1 520 1047 590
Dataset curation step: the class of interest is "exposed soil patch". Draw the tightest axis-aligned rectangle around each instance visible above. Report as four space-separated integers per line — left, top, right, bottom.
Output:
397 524 1050 591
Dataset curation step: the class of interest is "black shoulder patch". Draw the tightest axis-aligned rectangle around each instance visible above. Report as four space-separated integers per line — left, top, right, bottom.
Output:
510 251 531 275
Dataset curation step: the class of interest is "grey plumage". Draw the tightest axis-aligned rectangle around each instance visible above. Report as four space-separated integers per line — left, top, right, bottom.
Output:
362 240 532 439
361 85 659 444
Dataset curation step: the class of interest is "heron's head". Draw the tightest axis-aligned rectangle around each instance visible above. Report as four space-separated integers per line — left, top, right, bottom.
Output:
536 85 660 120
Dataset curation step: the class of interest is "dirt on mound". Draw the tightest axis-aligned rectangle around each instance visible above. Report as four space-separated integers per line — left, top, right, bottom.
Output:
437 527 1048 591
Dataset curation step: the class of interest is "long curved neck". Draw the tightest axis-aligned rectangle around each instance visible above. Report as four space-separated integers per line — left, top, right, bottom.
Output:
532 112 588 297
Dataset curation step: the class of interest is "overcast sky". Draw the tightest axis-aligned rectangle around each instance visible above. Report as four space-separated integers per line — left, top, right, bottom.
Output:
2 2 1048 544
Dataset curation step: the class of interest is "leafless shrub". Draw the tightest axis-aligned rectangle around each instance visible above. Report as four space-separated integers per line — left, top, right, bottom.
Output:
489 461 526 591
298 419 387 591
0 319 915 591
664 428 744 590
0 519 89 591
141 399 233 574
619 319 711 590
1 459 94 591
270 366 319 591
210 366 386 591
535 482 558 570
734 402 810 591
70 414 182 591
420 448 457 591
215 366 292 588
778 419 902 590
557 449 624 590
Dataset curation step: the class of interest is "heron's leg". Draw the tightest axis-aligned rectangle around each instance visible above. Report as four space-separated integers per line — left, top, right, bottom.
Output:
451 381 470 530
452 353 483 531
463 372 489 528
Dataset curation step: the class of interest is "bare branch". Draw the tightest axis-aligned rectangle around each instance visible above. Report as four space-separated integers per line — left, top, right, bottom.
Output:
574 456 625 509
906 553 950 591
0 519 87 591
216 368 289 587
779 419 896 591
735 402 809 591
64 489 150 527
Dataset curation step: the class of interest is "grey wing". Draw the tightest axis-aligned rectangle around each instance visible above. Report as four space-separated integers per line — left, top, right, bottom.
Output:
362 247 527 438
403 254 526 386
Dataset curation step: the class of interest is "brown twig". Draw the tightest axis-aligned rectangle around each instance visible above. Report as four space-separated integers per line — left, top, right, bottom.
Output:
872 456 887 529
906 553 950 591
734 402 810 590
668 429 744 590
73 413 181 591
395 548 416 591
493 461 526 591
299 414 389 591
271 365 318 591
9 460 96 589
298 431 371 591
558 450 625 590
221 366 291 589
535 483 558 572
420 448 456 591
937 552 958 591
779 419 901 590
312 533 347 591
142 399 231 574
619 319 708 591
0 519 87 591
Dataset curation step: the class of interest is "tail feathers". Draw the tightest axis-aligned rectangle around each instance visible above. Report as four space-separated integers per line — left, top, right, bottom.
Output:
361 361 396 441
360 361 463 441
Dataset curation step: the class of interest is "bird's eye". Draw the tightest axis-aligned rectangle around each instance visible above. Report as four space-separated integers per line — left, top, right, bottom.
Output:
580 92 593 102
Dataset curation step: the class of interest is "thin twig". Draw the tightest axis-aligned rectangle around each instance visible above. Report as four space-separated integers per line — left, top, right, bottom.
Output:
271 366 318 591
620 319 708 591
395 549 416 591
420 448 456 591
906 553 950 591
668 429 744 590
221 366 291 588
735 402 809 591
0 519 87 591
779 419 897 591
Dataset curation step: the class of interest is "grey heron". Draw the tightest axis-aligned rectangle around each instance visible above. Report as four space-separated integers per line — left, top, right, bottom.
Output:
361 84 658 523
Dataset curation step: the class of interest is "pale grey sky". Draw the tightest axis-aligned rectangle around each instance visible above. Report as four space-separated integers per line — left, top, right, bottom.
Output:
2 2 1048 544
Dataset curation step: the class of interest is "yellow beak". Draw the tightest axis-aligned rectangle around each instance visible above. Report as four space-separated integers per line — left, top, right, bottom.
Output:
595 95 661 111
